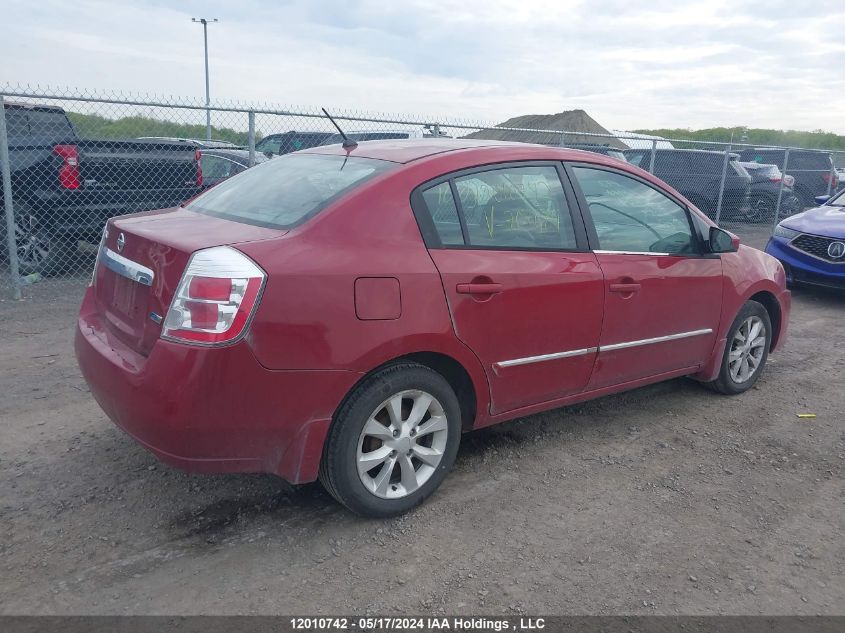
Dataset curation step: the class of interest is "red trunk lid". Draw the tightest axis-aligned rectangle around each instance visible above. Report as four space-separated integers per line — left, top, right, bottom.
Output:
93 207 282 355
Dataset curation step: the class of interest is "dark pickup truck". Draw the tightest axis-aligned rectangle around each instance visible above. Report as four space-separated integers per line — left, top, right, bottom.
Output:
2 102 202 274
623 148 753 222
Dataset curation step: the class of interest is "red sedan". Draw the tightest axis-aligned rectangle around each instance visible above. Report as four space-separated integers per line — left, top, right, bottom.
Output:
75 139 790 517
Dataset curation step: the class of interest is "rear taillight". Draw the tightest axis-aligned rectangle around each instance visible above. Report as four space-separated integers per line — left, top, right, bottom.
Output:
53 144 80 189
768 177 781 183
823 172 839 188
162 246 265 346
195 149 203 187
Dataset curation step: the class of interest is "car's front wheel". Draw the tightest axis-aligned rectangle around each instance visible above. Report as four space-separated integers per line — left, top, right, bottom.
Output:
707 300 772 395
319 362 462 517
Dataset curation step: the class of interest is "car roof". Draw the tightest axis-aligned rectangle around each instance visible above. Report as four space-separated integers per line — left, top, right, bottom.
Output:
3 101 65 113
300 138 608 164
262 131 334 138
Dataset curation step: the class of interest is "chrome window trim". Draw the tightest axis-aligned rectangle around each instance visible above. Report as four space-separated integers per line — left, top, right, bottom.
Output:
600 328 713 352
594 250 673 256
100 247 154 286
494 347 597 370
494 328 713 369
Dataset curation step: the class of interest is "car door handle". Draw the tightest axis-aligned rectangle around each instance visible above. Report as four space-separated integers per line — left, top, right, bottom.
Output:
456 282 504 295
609 282 641 294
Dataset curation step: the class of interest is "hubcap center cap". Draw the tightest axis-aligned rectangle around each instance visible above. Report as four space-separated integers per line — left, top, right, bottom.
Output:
396 436 412 452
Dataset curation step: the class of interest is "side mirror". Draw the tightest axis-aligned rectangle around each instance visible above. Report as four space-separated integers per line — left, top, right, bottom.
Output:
814 195 831 206
709 226 739 253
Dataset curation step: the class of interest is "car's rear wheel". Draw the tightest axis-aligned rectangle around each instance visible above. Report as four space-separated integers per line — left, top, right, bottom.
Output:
745 197 773 223
319 362 461 517
706 300 771 395
1 203 72 276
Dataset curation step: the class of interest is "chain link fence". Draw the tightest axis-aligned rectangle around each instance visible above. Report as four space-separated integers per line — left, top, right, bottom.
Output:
2 85 843 300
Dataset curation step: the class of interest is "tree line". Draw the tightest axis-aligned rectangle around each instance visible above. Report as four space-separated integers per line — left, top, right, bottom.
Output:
66 111 260 145
636 127 845 152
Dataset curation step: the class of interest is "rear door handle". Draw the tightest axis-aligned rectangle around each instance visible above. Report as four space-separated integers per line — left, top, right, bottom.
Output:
609 282 641 294
456 282 504 295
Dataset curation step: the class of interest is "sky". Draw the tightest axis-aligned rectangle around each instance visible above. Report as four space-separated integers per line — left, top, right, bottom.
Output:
4 0 845 133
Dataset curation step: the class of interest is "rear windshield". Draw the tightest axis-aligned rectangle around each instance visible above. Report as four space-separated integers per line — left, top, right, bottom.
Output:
188 153 394 229
742 162 778 177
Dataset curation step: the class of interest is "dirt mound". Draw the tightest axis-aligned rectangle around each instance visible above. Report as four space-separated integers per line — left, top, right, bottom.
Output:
464 109 626 148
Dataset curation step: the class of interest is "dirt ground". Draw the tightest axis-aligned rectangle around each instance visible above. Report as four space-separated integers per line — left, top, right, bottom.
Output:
1 227 843 615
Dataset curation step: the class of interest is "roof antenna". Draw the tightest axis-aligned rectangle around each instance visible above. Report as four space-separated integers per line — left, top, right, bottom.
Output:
321 108 358 150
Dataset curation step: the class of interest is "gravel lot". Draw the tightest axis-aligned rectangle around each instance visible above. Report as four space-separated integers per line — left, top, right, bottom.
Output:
1 228 843 615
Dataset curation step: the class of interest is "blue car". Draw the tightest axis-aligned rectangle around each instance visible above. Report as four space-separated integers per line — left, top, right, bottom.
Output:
765 190 845 289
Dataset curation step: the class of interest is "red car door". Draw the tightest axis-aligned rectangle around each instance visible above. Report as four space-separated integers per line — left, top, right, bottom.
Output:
412 163 604 415
567 164 723 389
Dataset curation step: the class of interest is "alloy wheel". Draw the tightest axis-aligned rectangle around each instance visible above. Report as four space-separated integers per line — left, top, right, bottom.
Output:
14 217 52 272
356 389 449 499
728 316 767 383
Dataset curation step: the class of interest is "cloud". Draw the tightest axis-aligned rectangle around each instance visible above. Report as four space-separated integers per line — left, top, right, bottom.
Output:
3 0 845 133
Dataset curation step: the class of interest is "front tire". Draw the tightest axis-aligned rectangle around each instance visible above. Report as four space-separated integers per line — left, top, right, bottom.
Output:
706 301 771 395
319 363 462 517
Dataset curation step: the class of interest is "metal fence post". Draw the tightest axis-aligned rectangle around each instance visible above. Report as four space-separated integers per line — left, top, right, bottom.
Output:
714 143 732 225
247 110 256 167
0 96 22 300
648 139 657 174
826 154 834 196
433 123 441 138
773 148 790 231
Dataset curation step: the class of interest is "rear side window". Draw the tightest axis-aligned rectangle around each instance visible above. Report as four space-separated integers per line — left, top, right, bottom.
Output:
188 153 393 229
201 155 240 179
26 109 75 142
4 109 29 139
417 165 578 250
255 136 283 153
421 182 464 246
740 150 782 168
791 152 831 170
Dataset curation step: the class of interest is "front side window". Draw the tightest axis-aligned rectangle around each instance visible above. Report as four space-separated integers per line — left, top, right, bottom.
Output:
571 166 695 255
188 153 393 229
452 165 577 249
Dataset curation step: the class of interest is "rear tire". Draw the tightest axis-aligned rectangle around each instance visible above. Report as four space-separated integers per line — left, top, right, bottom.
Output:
319 362 461 518
706 301 771 395
1 203 72 276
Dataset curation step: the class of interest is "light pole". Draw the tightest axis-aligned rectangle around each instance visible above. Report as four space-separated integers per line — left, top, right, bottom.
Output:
192 17 218 141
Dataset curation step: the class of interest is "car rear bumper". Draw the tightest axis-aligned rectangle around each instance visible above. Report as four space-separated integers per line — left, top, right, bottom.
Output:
765 237 845 290
74 287 362 483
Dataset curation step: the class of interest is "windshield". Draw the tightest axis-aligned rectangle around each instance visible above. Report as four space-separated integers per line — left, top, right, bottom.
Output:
827 189 845 206
188 153 394 229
